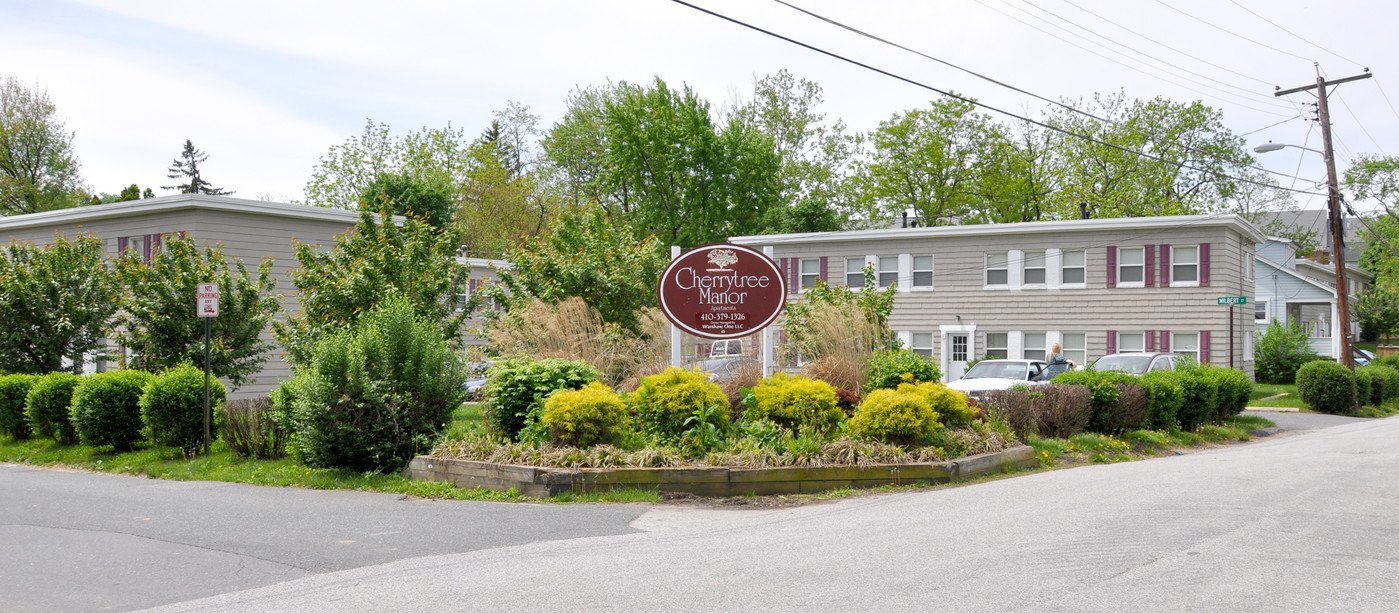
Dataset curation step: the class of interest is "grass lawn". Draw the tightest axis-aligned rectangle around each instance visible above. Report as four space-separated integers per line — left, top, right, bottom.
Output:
1026 415 1274 467
1248 383 1308 409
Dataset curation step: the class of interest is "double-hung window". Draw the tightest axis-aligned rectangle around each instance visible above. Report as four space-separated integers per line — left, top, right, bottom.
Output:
911 332 934 358
1117 332 1145 353
799 258 821 290
1023 332 1047 361
1173 332 1200 363
1061 332 1087 365
1171 245 1199 286
1061 250 1085 285
984 333 1009 359
986 253 1009 287
1118 248 1144 286
912 255 933 288
845 257 865 288
1255 300 1269 323
878 256 898 288
1023 251 1046 285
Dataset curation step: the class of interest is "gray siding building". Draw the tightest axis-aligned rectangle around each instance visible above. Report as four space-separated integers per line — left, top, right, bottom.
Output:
731 214 1265 380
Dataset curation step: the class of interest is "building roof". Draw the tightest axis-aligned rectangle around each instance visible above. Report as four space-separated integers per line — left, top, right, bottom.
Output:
729 213 1267 246
0 194 396 230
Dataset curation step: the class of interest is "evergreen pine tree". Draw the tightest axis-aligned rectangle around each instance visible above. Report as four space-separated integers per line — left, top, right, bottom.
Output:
164 140 233 195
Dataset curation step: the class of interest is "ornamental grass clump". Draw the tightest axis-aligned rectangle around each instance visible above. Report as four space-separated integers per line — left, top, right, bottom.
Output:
25 372 82 444
629 367 729 438
743 372 842 432
541 382 630 447
0 373 40 440
70 369 151 450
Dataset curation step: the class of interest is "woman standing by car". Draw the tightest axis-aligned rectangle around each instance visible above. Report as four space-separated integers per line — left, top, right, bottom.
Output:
1042 342 1075 380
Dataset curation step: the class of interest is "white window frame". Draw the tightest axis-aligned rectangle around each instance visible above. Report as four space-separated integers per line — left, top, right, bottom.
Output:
1244 330 1254 361
845 257 865 288
1022 331 1048 361
985 252 1009 288
1118 331 1146 353
1022 250 1047 286
799 258 821 291
877 255 898 288
1171 245 1200 287
984 332 1009 359
1118 247 1144 287
1060 249 1086 287
911 255 934 289
911 332 934 358
1173 331 1200 363
1060 332 1087 366
1255 300 1269 323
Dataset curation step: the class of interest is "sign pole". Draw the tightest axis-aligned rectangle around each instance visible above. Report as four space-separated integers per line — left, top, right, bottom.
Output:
762 246 775 377
1229 304 1234 369
670 246 682 368
204 316 211 456
196 282 220 457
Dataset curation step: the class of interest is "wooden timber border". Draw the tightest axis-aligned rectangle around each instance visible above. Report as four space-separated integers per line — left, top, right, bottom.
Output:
403 445 1039 498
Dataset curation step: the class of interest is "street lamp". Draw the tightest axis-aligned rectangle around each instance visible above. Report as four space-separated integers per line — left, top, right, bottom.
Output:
1254 140 1354 370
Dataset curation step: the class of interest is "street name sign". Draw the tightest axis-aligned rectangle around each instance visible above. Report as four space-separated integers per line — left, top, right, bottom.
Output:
1216 296 1247 305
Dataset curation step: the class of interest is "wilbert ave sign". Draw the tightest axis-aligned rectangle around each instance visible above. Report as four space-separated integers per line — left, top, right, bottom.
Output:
658 244 786 339
1217 296 1247 305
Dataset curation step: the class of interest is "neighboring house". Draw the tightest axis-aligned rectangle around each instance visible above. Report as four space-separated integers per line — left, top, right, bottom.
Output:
1254 209 1364 264
1254 236 1370 359
0 194 505 399
730 213 1264 381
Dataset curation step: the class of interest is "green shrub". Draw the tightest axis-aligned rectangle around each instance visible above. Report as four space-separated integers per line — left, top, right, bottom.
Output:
744 372 842 431
904 381 975 428
0 373 40 440
1111 383 1149 432
1138 371 1184 430
1362 366 1388 406
1296 360 1356 415
1354 368 1373 408
980 384 1091 439
70 370 152 450
847 385 940 445
1254 319 1321 384
289 297 466 471
629 367 728 439
1206 367 1253 420
1367 364 1399 402
541 382 630 447
221 397 287 460
25 372 82 444
863 349 941 394
1052 371 1143 433
142 364 225 453
484 358 601 440
1171 365 1216 431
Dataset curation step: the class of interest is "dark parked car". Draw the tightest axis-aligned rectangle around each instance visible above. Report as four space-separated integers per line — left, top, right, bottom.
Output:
1091 352 1177 375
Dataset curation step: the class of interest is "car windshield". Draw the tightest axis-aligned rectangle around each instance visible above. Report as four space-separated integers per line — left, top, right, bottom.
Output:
1095 355 1152 375
962 361 1027 380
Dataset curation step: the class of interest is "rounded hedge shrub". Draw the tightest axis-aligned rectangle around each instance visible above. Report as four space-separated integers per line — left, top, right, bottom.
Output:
1354 368 1373 408
1366 368 1387 406
744 373 842 431
847 386 940 445
629 367 729 438
142 364 226 453
25 372 82 444
0 373 40 440
1173 369 1217 431
484 358 601 440
1138 371 1184 430
541 382 630 447
1366 364 1399 403
70 370 152 450
904 381 975 428
863 349 942 394
1296 360 1356 415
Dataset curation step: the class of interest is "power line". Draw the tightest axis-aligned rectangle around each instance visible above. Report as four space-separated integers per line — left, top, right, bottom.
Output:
1334 91 1388 156
1369 77 1399 128
1154 0 1315 64
669 0 1326 198
1239 114 1305 137
1226 0 1366 70
766 0 1314 188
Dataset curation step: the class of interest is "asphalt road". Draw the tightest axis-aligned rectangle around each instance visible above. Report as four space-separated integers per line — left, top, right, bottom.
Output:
5 412 1395 612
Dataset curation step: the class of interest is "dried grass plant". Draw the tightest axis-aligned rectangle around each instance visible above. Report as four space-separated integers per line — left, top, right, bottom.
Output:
793 300 884 392
486 297 669 388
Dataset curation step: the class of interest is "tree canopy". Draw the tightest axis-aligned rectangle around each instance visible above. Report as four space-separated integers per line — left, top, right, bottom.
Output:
164 139 233 195
0 234 118 373
0 75 83 215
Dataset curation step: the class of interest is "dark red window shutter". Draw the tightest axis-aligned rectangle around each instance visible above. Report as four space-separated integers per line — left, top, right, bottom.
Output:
1200 330 1211 363
150 232 162 257
1160 331 1171 353
1144 244 1155 287
789 257 799 294
179 230 188 239
780 258 792 294
819 256 828 285
1159 244 1171 285
1106 246 1117 289
117 236 128 254
1199 242 1211 287
1146 330 1156 352
1107 330 1117 354
142 234 153 263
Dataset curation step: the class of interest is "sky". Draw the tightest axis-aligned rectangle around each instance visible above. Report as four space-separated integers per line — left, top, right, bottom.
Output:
3 0 1396 210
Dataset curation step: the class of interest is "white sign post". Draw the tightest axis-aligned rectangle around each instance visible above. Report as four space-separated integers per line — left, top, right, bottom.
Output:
196 283 219 455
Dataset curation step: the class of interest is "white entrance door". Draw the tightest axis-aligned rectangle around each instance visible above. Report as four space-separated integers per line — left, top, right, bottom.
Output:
939 323 976 382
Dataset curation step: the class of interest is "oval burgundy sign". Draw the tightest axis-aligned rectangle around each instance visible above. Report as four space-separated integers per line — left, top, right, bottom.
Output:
657 243 787 340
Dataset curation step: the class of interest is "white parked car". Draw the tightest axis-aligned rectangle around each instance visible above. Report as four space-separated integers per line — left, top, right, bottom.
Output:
946 359 1049 397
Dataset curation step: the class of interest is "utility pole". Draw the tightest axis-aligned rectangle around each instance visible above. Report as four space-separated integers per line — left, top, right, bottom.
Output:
1275 68 1371 371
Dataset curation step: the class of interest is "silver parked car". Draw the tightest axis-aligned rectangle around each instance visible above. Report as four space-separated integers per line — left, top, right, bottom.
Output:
1091 352 1177 375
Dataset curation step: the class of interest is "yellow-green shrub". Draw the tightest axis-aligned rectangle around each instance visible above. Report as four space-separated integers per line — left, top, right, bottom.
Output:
744 372 842 431
903 381 976 428
541 382 630 447
629 367 729 438
847 386 940 445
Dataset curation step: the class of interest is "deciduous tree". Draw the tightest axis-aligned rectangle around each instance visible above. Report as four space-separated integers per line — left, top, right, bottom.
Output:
0 234 118 373
0 76 83 215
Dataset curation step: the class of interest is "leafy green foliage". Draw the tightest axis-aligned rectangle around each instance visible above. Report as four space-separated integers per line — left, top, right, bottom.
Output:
220 397 287 460
483 357 601 440
1254 318 1321 384
847 385 940 446
780 267 897 364
1204 367 1251 421
287 297 466 471
360 171 455 229
1137 370 1184 430
490 205 667 334
541 382 630 447
114 234 278 387
0 75 84 215
142 364 224 453
743 373 842 432
629 367 729 439
70 370 151 450
863 348 942 395
1354 368 1373 409
303 119 473 210
0 233 119 374
1364 364 1399 403
1356 286 1399 345
25 371 81 444
1296 360 1356 415
273 205 470 366
0 373 38 440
